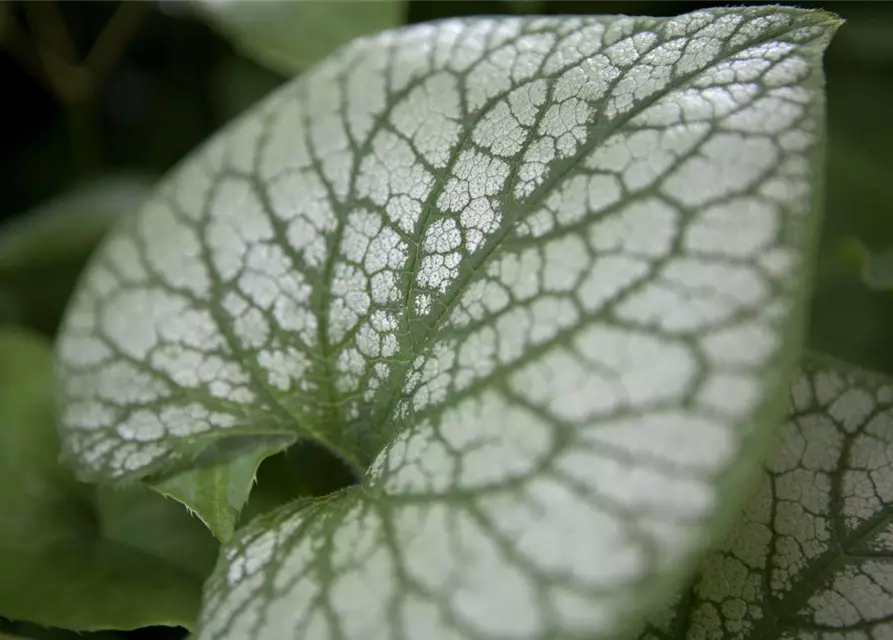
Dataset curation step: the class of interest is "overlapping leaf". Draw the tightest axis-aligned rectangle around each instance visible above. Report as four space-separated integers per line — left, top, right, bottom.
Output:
0 328 217 630
55 8 839 640
193 0 404 75
0 175 151 334
642 355 893 639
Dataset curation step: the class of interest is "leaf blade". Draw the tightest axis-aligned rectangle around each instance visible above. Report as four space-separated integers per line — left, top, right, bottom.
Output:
641 354 893 639
0 328 218 631
150 440 288 541
56 7 841 640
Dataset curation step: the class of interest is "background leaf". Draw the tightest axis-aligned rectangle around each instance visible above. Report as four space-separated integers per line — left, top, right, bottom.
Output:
841 236 893 291
149 439 290 542
192 0 405 76
641 355 893 639
0 327 218 631
0 175 152 335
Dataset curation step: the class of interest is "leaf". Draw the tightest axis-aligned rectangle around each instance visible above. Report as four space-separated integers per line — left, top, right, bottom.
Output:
0 175 152 335
92 484 219 582
150 438 290 541
641 354 893 639
193 0 405 76
842 236 893 291
0 327 218 631
55 7 840 640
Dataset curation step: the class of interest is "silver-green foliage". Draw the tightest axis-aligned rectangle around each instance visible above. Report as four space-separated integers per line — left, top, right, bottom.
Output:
54 7 840 639
644 356 893 639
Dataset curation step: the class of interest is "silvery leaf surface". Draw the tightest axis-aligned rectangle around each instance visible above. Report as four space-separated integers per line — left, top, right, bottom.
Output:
56 7 840 639
642 355 893 640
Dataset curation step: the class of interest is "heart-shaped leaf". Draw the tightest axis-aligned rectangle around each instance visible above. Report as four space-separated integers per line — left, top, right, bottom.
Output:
642 355 893 639
56 8 840 639
0 328 218 631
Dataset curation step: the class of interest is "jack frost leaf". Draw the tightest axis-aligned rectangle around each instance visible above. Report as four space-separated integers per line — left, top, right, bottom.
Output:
642 355 893 640
56 7 839 640
0 328 218 630
193 0 404 75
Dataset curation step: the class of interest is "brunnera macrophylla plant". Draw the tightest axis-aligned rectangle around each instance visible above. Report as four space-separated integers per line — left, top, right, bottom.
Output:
640 356 893 640
51 6 850 639
205 355 893 640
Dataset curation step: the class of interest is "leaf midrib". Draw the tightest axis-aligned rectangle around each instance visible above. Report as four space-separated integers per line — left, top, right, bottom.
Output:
369 11 826 449
135 10 827 477
732 399 893 639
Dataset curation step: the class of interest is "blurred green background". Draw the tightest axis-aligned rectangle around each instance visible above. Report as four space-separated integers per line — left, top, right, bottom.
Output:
0 1 892 637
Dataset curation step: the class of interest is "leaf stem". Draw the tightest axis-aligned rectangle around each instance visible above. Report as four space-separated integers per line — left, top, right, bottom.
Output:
84 1 150 90
4 1 150 177
24 1 79 67
0 6 50 88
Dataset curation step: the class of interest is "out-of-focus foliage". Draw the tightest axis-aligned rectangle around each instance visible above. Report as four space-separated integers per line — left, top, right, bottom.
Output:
0 175 151 334
840 237 893 291
0 328 218 632
191 0 405 75
805 4 893 375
